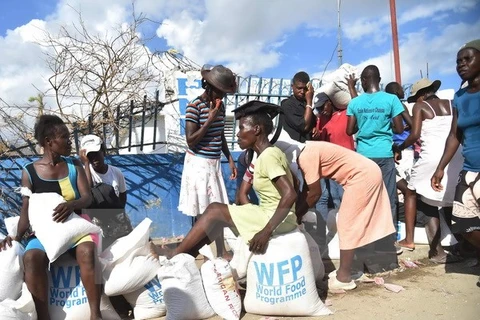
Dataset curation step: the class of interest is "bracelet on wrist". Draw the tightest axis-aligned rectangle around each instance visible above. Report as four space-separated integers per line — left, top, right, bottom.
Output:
306 104 314 110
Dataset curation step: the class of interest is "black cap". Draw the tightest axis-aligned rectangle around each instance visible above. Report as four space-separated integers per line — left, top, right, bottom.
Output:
232 100 280 120
314 92 330 109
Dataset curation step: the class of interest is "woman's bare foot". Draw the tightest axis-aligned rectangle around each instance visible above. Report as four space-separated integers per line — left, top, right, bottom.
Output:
149 242 174 259
397 239 415 251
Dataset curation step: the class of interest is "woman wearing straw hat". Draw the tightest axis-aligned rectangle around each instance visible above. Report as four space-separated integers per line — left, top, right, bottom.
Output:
432 40 480 284
394 78 463 263
178 65 238 258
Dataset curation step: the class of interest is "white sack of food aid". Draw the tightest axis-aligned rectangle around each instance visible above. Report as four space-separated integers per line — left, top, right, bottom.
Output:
124 276 166 319
324 209 340 260
299 224 325 283
397 209 457 246
0 303 32 320
157 253 215 320
103 246 159 296
47 254 120 320
0 240 24 301
244 228 332 316
99 218 152 269
224 227 252 281
5 216 20 238
199 245 242 320
26 191 101 262
0 283 37 319
316 63 358 110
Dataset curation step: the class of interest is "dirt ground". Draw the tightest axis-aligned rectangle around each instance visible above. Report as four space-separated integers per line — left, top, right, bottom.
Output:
142 244 479 320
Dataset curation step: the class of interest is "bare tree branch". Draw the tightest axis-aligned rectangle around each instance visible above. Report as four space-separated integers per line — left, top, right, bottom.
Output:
35 6 164 136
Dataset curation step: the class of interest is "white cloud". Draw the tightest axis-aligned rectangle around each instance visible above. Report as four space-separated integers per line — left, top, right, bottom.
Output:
0 20 50 106
0 0 476 111
313 19 480 90
398 0 477 24
156 0 329 75
0 0 169 109
341 0 477 44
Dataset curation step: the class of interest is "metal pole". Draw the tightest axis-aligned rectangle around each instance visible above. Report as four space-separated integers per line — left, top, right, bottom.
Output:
389 0 402 84
337 0 343 67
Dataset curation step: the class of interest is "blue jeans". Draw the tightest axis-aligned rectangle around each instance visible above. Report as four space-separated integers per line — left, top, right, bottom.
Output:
316 179 344 222
370 157 398 222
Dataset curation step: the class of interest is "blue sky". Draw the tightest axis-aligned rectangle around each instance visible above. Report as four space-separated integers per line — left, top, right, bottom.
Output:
0 0 478 107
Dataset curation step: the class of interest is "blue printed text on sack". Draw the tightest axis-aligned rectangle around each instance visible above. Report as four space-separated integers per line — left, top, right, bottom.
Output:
49 265 87 308
253 255 307 305
144 277 164 304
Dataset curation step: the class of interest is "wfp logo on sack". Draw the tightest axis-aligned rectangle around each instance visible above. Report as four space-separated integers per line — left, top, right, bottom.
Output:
144 277 164 304
49 265 87 308
253 255 307 305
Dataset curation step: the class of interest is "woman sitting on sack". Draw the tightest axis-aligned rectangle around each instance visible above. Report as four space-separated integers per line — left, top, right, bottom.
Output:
153 100 298 257
0 115 102 320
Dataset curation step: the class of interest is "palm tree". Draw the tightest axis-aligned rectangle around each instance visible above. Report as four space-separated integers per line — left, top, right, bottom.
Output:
28 93 45 120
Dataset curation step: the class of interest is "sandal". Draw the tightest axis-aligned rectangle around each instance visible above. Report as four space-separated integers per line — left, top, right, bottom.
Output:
395 241 415 251
328 276 357 291
429 253 463 264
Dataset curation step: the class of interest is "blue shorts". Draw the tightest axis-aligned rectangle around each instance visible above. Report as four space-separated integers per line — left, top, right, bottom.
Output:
24 235 94 253
25 237 46 252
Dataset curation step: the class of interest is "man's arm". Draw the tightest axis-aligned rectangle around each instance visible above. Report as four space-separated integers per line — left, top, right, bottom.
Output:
391 114 404 134
117 169 128 209
79 149 93 187
346 115 358 136
391 96 406 134
302 83 315 133
346 74 358 98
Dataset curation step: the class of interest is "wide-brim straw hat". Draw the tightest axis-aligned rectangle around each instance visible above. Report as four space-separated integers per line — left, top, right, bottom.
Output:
201 65 237 93
407 78 441 103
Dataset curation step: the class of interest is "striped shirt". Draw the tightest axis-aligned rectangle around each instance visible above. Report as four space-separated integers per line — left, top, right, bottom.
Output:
185 97 225 159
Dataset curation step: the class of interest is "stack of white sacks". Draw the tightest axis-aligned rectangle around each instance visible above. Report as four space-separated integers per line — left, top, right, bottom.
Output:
0 216 37 319
1 192 333 319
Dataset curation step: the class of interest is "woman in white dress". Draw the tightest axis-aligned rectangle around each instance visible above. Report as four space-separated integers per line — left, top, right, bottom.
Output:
394 78 463 263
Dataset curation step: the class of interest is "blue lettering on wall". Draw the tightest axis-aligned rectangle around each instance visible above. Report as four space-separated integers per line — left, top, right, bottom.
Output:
177 76 202 136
